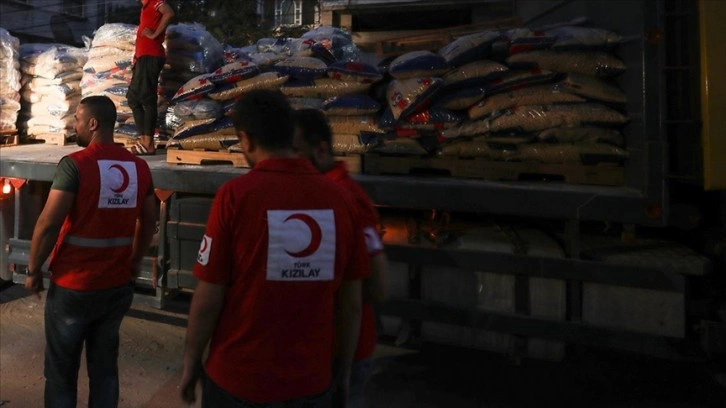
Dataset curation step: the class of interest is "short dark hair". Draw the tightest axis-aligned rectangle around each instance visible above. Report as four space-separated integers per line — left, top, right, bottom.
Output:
294 108 333 155
79 95 116 131
232 90 295 151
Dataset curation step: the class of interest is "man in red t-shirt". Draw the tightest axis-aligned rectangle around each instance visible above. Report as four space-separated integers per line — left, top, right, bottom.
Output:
25 95 157 407
294 109 389 408
180 90 368 407
126 0 174 155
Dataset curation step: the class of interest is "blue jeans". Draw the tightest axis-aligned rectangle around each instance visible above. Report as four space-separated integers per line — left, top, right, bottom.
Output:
44 281 134 408
202 373 332 408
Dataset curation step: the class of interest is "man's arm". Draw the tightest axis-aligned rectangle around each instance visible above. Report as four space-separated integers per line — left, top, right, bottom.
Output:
363 252 389 305
25 189 75 295
148 3 174 39
180 280 226 403
334 278 362 403
130 194 157 279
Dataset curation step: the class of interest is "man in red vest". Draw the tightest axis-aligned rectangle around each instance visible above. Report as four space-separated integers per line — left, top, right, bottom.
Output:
180 90 367 407
25 95 157 408
126 0 174 155
293 109 389 408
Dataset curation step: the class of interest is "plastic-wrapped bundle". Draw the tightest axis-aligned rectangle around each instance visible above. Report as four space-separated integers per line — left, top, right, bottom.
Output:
173 99 221 121
300 26 359 62
20 44 87 79
0 28 21 131
19 44 86 139
165 23 224 73
90 23 137 51
81 23 136 125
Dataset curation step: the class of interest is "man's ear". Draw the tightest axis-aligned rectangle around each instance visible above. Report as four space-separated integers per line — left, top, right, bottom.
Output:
89 118 98 131
239 131 253 153
316 140 331 158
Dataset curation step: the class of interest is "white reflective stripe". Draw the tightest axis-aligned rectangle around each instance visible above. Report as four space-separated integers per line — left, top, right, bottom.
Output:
63 235 133 248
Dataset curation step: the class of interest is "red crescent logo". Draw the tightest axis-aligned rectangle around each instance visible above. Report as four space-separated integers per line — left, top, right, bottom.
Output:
284 213 322 258
109 164 130 193
200 236 208 252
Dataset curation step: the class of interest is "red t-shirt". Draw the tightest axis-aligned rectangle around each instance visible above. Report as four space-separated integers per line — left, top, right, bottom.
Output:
135 0 167 58
194 158 369 403
324 161 383 361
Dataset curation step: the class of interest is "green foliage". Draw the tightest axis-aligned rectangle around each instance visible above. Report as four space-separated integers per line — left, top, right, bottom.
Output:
107 4 142 25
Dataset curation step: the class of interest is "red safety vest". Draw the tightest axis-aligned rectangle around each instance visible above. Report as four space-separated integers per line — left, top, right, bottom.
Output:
49 143 153 290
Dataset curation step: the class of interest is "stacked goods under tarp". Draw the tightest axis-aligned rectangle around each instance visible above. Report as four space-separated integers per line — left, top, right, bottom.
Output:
0 28 21 134
18 43 87 144
160 23 225 140
80 23 136 140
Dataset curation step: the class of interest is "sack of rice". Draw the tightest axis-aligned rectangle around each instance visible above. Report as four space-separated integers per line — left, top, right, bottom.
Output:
208 72 289 101
439 31 501 67
489 103 629 133
387 77 443 120
388 51 450 79
558 73 627 104
536 126 624 145
468 84 585 120
506 50 626 77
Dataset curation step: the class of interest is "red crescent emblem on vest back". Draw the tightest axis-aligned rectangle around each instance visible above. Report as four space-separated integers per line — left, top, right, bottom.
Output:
109 164 130 193
283 213 322 258
200 235 208 252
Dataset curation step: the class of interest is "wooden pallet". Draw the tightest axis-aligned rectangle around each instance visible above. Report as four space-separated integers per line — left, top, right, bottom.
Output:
335 154 362 174
31 133 74 146
371 17 521 56
0 130 19 147
363 154 624 186
114 135 169 150
166 148 250 168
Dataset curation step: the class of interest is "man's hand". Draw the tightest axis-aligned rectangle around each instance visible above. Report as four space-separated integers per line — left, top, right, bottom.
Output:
179 360 202 404
24 272 44 299
142 27 155 39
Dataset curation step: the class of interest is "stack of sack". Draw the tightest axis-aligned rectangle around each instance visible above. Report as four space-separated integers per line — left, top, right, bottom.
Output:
160 23 225 139
18 43 87 143
0 28 21 132
433 24 631 164
165 25 364 150
167 25 375 152
166 59 262 150
80 23 136 138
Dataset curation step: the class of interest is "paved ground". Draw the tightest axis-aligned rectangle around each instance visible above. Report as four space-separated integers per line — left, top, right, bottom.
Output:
1 283 726 407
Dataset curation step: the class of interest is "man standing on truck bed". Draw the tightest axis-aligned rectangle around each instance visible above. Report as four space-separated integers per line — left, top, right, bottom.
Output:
180 89 368 407
294 108 389 407
25 95 157 408
126 0 174 156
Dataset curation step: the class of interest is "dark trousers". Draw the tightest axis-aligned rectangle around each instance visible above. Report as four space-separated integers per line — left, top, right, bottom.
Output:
202 373 332 408
44 282 134 408
126 55 164 136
